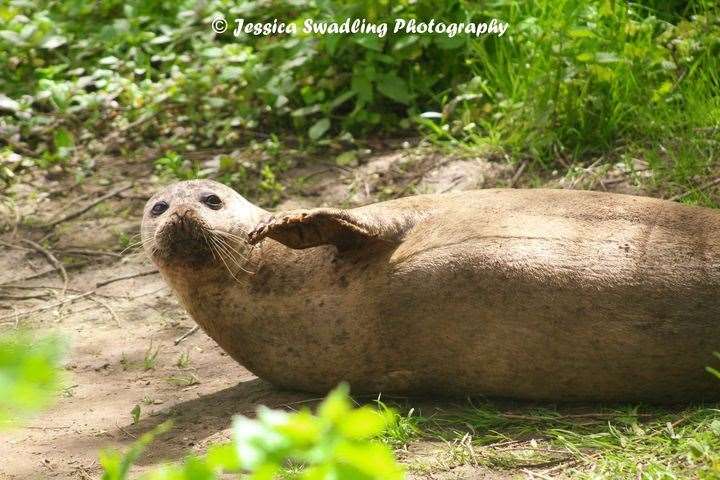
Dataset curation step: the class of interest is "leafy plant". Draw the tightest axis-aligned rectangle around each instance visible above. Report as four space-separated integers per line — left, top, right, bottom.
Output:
1 0 718 204
100 384 404 479
0 332 63 427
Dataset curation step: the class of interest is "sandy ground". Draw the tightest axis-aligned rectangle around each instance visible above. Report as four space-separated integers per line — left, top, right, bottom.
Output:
0 148 641 479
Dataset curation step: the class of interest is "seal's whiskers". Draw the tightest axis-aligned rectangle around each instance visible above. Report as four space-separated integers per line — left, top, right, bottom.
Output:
211 236 254 275
208 236 243 282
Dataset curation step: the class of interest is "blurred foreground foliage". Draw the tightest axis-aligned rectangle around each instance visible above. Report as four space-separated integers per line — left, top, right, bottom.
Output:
100 384 404 480
0 332 63 427
0 0 718 203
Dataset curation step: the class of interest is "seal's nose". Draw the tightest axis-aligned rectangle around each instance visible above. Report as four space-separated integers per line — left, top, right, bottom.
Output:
171 208 193 220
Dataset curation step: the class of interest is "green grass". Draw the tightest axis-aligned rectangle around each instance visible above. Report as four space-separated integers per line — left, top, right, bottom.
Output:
142 343 160 371
417 0 720 206
377 400 720 478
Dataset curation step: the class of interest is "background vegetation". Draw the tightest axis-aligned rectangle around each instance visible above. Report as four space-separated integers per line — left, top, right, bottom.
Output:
1 0 718 205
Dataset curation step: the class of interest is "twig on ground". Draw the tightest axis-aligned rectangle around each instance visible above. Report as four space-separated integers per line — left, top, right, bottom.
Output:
668 177 720 202
0 293 51 300
509 159 529 188
1 268 162 323
0 290 94 324
174 325 199 345
115 421 137 439
0 261 89 286
0 240 33 251
521 468 555 480
90 297 122 326
41 183 133 229
21 239 68 295
95 269 158 288
127 285 168 300
118 193 151 202
58 248 123 258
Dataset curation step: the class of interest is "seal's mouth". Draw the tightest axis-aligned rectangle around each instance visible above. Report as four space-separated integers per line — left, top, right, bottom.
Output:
153 212 214 264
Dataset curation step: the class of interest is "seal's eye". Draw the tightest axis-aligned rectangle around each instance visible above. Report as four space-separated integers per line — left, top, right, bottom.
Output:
201 193 223 210
151 201 169 216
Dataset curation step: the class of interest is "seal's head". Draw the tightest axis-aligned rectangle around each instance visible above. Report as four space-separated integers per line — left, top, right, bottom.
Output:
141 180 265 268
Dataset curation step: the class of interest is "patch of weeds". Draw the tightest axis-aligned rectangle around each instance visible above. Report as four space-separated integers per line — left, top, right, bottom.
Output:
130 404 141 425
383 400 720 479
119 352 129 371
258 164 285 206
154 152 203 181
376 400 421 448
175 351 191 369
142 344 161 371
117 233 132 251
90 202 113 219
100 385 402 479
166 373 200 387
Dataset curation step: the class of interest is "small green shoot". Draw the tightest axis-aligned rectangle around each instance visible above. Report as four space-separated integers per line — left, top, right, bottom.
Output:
130 405 140 425
175 351 190 369
143 344 160 371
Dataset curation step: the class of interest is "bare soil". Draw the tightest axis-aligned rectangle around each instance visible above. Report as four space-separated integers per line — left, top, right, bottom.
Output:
0 147 642 479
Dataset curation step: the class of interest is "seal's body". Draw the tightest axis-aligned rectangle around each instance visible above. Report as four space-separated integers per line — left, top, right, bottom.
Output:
142 180 720 402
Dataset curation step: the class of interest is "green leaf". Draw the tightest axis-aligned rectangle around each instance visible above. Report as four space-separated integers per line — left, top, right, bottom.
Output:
318 383 351 423
0 94 20 112
277 410 322 446
335 442 404 480
308 118 331 141
0 333 63 426
292 105 322 117
335 151 358 167
353 35 383 52
338 407 386 439
351 74 373 104
40 35 67 49
0 30 25 46
600 0 614 16
205 443 241 471
53 128 75 159
329 91 356 110
568 28 593 39
376 74 413 105
596 52 620 64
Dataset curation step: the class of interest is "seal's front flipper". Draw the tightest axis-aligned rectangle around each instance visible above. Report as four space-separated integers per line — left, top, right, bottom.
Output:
248 208 402 250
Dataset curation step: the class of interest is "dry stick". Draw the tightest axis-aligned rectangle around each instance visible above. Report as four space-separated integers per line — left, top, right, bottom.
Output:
0 284 117 299
0 261 89 286
509 159 529 188
41 183 133 229
174 325 200 345
58 248 123 258
90 296 122 326
0 290 94 324
521 469 554 480
0 270 159 323
668 177 720 202
95 269 158 288
21 239 68 295
0 293 51 300
0 240 33 251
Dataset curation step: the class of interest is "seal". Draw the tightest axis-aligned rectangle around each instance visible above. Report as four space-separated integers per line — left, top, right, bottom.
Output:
142 179 720 402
